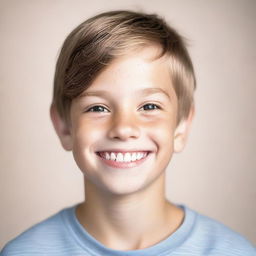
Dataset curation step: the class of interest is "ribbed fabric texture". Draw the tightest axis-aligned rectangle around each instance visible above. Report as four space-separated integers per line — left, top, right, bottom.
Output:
1 204 255 255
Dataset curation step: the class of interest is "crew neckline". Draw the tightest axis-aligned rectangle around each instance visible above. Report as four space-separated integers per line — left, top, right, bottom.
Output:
62 204 197 256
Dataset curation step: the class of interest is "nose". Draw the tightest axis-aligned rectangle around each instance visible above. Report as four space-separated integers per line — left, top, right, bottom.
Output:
107 111 141 141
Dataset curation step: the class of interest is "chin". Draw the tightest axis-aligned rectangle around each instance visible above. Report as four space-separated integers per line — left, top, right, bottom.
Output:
93 177 152 197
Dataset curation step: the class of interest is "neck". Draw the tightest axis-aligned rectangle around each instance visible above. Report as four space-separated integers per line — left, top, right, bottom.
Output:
76 175 184 250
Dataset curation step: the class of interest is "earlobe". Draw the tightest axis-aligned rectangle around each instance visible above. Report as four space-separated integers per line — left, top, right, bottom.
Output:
50 104 73 151
174 106 195 153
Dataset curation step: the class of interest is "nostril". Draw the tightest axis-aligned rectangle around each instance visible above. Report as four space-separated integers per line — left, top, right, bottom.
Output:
107 124 141 140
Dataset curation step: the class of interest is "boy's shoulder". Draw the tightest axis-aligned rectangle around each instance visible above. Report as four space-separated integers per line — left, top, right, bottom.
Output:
185 206 255 255
1 204 255 256
0 205 79 256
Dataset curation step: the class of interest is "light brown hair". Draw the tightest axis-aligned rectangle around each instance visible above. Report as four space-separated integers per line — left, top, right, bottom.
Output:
52 10 196 123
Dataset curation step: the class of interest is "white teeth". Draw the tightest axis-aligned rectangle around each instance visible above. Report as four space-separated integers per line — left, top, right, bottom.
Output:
105 152 110 160
116 153 124 162
124 153 131 162
101 152 148 162
136 152 143 160
131 153 137 161
110 152 116 161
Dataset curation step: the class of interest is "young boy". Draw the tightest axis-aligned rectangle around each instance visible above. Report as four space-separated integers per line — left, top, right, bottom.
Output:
1 10 255 256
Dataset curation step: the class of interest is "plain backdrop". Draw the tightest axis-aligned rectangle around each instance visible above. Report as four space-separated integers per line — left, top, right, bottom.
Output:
0 0 255 249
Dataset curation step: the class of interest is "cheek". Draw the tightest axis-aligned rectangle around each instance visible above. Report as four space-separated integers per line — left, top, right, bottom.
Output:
73 118 104 143
71 122 101 174
146 120 175 173
146 117 176 159
145 115 176 140
151 125 175 156
71 121 100 162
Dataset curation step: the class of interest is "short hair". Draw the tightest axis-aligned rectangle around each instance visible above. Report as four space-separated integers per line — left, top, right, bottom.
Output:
52 10 196 124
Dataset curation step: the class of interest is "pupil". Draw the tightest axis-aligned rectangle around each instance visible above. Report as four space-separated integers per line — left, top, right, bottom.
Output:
90 106 104 112
97 106 104 111
145 104 154 110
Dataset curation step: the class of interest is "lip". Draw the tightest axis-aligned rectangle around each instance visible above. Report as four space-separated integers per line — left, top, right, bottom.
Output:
96 151 151 169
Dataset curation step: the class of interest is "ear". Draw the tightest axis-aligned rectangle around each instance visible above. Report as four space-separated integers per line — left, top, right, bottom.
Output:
174 106 195 153
50 104 73 151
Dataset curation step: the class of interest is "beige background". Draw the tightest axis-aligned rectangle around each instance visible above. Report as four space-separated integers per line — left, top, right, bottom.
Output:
0 0 255 249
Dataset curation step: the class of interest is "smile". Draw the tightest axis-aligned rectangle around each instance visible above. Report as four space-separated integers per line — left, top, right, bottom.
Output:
96 151 151 168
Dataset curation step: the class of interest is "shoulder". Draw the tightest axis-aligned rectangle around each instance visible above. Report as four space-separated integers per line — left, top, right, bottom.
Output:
184 206 256 255
0 205 76 256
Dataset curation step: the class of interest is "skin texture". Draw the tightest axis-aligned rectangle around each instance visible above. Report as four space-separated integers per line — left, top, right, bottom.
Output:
51 46 194 250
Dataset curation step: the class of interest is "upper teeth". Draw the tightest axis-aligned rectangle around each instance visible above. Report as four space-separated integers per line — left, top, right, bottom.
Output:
101 152 147 162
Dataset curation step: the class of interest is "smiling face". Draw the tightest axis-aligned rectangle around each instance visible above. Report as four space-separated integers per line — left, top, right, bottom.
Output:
52 46 193 196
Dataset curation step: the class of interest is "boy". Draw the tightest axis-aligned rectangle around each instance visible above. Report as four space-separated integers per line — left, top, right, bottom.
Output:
1 10 255 256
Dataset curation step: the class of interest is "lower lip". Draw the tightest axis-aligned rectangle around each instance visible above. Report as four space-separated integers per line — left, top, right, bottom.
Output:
96 153 150 169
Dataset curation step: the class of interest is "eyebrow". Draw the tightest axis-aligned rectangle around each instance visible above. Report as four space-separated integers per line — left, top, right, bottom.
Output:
79 87 171 99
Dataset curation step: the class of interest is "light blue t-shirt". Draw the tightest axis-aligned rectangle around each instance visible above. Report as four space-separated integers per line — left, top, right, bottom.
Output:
1 204 255 255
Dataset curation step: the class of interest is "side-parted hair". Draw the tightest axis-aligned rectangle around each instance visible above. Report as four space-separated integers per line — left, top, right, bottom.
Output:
52 10 196 124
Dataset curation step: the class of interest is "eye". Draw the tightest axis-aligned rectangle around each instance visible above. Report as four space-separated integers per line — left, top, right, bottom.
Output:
140 103 161 111
86 105 109 113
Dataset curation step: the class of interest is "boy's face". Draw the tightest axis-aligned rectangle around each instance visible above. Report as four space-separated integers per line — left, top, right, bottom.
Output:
54 46 192 196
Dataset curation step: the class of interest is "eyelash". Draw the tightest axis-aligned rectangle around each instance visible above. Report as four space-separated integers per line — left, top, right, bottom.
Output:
85 103 161 113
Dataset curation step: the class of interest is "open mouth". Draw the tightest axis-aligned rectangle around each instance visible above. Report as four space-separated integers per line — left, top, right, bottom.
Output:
96 151 151 168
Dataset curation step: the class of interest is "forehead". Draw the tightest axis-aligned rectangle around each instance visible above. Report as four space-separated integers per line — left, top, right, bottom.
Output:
82 46 175 98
